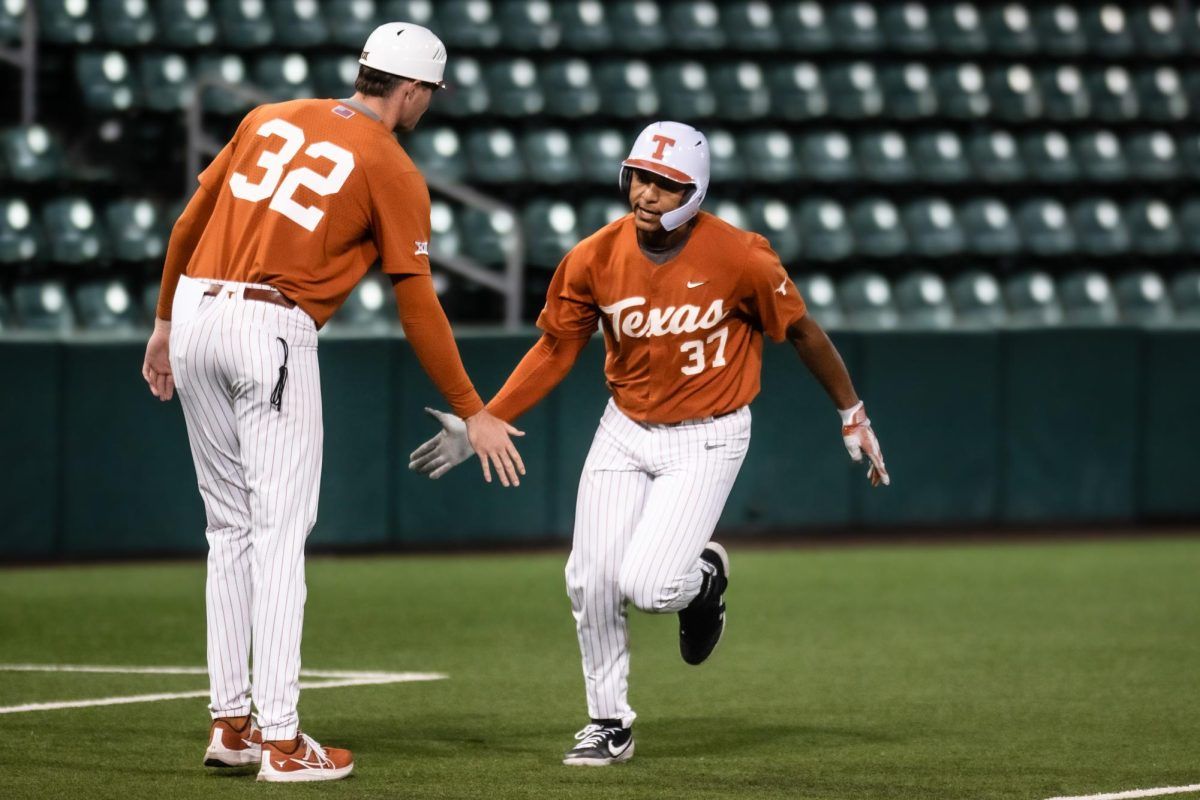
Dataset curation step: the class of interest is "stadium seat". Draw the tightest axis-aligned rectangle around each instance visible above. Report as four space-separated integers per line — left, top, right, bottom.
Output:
1169 271 1200 321
1083 4 1134 56
438 0 501 48
1088 67 1139 122
665 0 724 50
1179 200 1200 253
825 62 883 119
12 280 74 331
1015 198 1074 256
595 60 659 119
484 59 544 117
777 1 832 52
607 0 667 51
555 0 611 50
541 59 601 118
1131 4 1184 56
931 2 987 54
460 207 517 266
792 273 843 328
465 128 525 184
522 129 579 184
194 54 253 114
97 0 156 45
0 0 25 41
744 198 800 264
428 199 462 260
704 128 742 184
253 53 314 101
830 1 881 51
1114 271 1173 325
934 63 990 119
904 198 964 257
1072 198 1130 256
912 130 969 183
523 200 578 268
42 197 105 264
323 0 377 48
839 272 898 329
155 0 218 47
850 198 906 258
497 0 561 50
1039 66 1090 121
881 2 935 52
984 3 1037 54
1074 130 1126 182
105 198 164 261
880 63 937 119
75 279 139 331
1126 131 1180 181
711 62 770 121
1137 67 1189 122
404 126 467 182
139 54 193 112
960 198 1020 256
37 0 95 43
215 0 274 48
1005 272 1063 326
767 62 827 121
311 55 360 98
856 130 914 183
1021 131 1078 183
967 130 1024 182
723 0 779 51
1184 135 1200 180
739 130 798 183
0 198 41 264
1032 4 1086 56
328 273 395 333
709 198 748 230
797 198 854 261
578 198 627 234
575 128 626 184
987 64 1043 121
949 271 1007 327
76 51 137 111
269 0 327 47
798 130 854 182
1 125 63 183
437 57 489 118
895 272 954 329
1058 271 1119 325
379 0 435 27
1126 199 1181 256
656 62 717 119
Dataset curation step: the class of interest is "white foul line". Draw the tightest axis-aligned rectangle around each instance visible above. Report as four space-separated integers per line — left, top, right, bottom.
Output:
0 663 447 715
1045 785 1200 800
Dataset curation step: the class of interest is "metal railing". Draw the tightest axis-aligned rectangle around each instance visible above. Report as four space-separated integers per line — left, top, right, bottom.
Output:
0 3 38 125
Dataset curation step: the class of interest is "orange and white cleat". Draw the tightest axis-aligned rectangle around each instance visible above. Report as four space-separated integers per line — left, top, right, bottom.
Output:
257 733 354 783
203 715 262 768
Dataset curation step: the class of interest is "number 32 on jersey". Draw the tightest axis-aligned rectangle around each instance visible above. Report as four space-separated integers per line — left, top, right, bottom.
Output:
229 118 355 232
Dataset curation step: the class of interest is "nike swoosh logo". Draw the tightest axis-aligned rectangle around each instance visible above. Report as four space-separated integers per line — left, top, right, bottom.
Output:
608 739 632 757
704 443 725 450
687 281 707 288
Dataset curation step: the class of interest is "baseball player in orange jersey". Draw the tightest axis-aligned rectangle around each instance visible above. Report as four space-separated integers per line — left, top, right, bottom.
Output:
409 121 889 765
140 23 524 782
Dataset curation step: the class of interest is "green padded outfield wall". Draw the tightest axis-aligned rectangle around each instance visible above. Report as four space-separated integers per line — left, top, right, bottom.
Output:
0 327 1196 561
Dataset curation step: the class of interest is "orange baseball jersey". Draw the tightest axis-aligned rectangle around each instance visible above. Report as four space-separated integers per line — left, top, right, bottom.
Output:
181 99 431 327
536 211 807 424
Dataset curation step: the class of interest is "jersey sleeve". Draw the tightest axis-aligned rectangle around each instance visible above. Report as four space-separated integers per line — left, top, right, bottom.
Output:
535 248 600 339
370 164 433 277
740 234 807 342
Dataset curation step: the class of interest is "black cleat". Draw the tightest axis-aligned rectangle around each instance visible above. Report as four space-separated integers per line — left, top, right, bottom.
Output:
562 721 635 766
679 541 729 665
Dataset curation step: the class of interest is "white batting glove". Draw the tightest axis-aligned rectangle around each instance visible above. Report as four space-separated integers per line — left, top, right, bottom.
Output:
408 407 475 479
840 401 890 488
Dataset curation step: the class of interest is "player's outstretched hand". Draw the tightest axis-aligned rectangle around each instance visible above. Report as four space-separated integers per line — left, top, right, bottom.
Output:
142 318 174 401
464 408 525 487
409 408 474 479
840 402 890 487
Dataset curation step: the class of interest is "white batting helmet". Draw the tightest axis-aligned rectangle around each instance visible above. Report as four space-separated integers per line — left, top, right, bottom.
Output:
619 121 710 231
359 22 447 87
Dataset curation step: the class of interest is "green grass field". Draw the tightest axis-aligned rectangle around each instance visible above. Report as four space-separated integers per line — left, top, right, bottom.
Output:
1 536 1197 800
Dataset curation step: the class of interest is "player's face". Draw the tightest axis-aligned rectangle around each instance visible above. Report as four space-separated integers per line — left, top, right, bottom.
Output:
628 169 689 233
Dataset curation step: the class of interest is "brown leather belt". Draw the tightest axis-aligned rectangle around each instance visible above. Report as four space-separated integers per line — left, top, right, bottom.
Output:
204 283 296 309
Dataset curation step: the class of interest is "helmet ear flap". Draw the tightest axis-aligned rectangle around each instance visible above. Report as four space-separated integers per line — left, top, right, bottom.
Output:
618 166 632 199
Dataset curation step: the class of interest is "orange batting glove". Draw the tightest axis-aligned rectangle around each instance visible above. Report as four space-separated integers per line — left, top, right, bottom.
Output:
840 401 890 487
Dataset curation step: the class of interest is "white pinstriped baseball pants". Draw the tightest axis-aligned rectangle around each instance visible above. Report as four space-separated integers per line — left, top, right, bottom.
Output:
566 398 751 728
170 277 322 741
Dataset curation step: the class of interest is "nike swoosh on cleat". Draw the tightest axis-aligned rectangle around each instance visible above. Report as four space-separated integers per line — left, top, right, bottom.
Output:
608 740 632 757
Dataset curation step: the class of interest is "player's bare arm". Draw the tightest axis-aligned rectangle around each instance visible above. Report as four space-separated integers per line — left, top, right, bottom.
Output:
787 314 890 487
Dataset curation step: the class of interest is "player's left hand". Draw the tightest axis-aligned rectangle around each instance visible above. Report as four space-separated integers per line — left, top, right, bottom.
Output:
409 407 475 479
142 318 174 401
841 402 890 487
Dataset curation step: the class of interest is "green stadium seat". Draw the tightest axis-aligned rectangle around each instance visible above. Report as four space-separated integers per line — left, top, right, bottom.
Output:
1169 271 1200 321
880 63 937 119
42 196 105 264
404 126 467 182
797 198 853 262
75 279 139 331
253 53 314 101
830 1 881 51
1074 130 1127 182
1021 131 1078 183
1016 198 1074 256
0 0 26 42
656 62 717 119
798 130 854 182
1083 4 1134 57
967 130 1024 182
497 0 560 50
1 125 63 183
724 0 779 51
523 200 578 268
665 0 723 50
960 198 1019 256
76 51 137 111
895 272 954 329
522 129 579 185
856 130 914 183
1114 271 1172 325
825 62 883 119
139 54 193 111
438 57 489 118
1039 66 1090 121
0 198 41 264
465 128 525 184
575 128 625 184
595 60 659 119
1088 67 1139 122
541 59 601 118
709 198 748 230
712 62 769 121
1126 199 1181 256
215 0 273 48
1032 4 1086 56
155 0 217 47
97 0 156 45
882 3 935 52
912 130 969 183
105 198 164 261
1072 198 1130 256
13 280 74 331
777 1 832 52
484 59 544 117
739 130 798 183
311 55 360 98
323 0 378 49
931 2 987 54
744 198 800 264
195 54 253 114
269 0 326 47
427 200 463 261
1004 272 1062 326
904 198 964 257
326 273 394 334
578 198 627 235
1137 67 1189 122
607 0 667 51
934 63 989 120
1183 135 1200 180
767 62 827 122
949 271 1007 327
37 0 95 44
438 0 501 48
460 207 516 266
839 272 898 329
0 292 10 331
1126 131 1179 182
1180 200 1200 253
850 197 906 257
1131 5 1184 55
984 3 1036 54
555 0 611 51
1058 272 1118 326
987 64 1042 121
379 0 436 27
792 273 843 328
